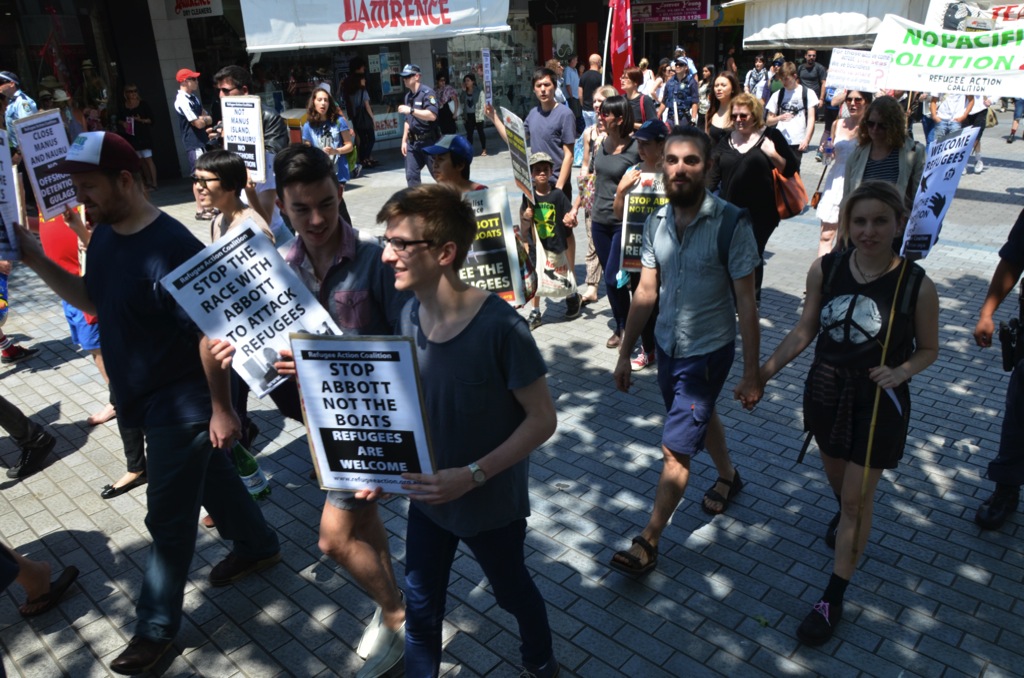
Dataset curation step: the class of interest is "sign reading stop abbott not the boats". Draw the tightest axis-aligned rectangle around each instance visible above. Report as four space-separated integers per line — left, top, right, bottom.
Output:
621 173 668 272
160 223 341 397
462 186 527 306
500 107 533 203
12 110 76 221
291 334 435 494
221 95 266 184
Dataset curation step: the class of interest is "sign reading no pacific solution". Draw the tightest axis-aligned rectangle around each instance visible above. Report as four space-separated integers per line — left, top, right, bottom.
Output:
292 334 435 494
221 96 266 183
872 13 1024 96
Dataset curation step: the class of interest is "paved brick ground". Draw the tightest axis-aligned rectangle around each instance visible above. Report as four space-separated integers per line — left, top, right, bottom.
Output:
0 118 1021 677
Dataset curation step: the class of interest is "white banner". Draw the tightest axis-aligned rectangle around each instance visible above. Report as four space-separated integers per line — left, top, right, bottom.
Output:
826 48 893 93
902 125 981 259
240 0 511 52
13 110 77 222
926 1 1024 30
292 334 435 494
160 223 341 397
872 14 1024 96
221 96 266 184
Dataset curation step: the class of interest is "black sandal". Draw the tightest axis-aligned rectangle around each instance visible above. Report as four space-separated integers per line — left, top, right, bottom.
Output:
609 535 658 576
702 469 743 515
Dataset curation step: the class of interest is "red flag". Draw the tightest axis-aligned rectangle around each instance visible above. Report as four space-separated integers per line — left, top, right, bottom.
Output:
610 0 633 93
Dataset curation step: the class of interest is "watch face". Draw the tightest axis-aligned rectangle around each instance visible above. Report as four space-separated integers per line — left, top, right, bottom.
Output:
472 467 486 484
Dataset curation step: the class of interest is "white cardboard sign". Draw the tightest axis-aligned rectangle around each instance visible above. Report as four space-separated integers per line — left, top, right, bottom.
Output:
12 110 77 221
221 95 267 184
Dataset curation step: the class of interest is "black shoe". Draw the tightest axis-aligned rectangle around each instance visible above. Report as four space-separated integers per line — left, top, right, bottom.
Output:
565 293 581 319
796 600 842 646
110 636 173 675
209 551 281 587
241 420 260 449
824 511 841 549
1008 134 1017 144
5 430 55 479
100 473 148 499
1 345 38 364
975 486 1020 530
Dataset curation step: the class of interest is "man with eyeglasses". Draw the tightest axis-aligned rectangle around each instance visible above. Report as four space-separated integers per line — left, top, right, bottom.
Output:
397 64 439 187
173 67 215 220
241 144 410 678
17 131 281 675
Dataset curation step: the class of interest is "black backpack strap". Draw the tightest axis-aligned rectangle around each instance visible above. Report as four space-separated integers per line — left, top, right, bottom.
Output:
802 84 809 126
899 261 925 316
717 202 747 270
821 249 851 298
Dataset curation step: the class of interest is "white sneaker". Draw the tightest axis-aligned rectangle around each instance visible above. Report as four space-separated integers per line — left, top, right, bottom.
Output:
356 606 383 659
356 623 405 678
975 157 985 174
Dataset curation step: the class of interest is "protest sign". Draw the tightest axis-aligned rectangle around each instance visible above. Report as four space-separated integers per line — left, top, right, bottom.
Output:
462 187 526 305
160 222 341 397
499 107 533 203
620 173 667 272
12 110 76 221
872 14 1024 96
482 48 493 106
826 48 893 93
0 130 13 207
221 95 267 183
291 334 435 494
0 129 16 259
902 125 981 259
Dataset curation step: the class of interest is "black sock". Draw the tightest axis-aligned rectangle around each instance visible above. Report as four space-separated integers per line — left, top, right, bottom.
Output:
822 573 849 607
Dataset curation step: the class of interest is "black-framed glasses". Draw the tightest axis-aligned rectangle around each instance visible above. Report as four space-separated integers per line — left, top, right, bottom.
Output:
380 236 433 251
191 175 221 189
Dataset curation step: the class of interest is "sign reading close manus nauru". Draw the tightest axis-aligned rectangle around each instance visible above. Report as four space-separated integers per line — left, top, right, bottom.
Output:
462 186 528 306
620 173 667 272
12 110 76 221
872 13 1024 96
291 334 435 494
160 223 341 397
221 95 266 184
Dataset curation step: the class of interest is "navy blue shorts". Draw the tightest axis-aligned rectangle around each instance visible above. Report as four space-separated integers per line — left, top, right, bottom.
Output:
656 342 735 457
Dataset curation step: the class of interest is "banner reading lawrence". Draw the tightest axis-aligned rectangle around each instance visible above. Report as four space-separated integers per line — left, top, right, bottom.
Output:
291 334 435 494
160 223 341 397
872 13 1024 96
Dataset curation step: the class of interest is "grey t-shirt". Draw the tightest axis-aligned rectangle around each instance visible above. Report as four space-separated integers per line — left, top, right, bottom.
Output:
524 103 577 185
592 138 640 225
400 294 547 537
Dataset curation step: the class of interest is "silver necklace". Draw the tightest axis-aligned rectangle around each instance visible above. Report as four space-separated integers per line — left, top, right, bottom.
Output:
853 249 894 281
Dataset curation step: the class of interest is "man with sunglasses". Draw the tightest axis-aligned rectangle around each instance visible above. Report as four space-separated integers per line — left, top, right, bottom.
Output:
172 67 215 220
397 64 440 187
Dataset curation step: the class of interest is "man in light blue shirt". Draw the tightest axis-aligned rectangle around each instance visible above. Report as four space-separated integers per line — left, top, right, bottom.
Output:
0 71 37 149
563 55 581 131
608 126 762 577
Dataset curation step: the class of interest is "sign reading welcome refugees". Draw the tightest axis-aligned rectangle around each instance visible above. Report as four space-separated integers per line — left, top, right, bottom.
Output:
902 125 981 259
221 95 266 184
462 187 527 305
872 13 1024 96
291 334 434 494
160 223 341 397
12 110 76 221
620 173 667 272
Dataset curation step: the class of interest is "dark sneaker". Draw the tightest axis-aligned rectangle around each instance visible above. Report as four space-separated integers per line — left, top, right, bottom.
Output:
975 485 1020 530
1 345 38 364
520 657 561 678
209 551 281 587
797 600 842 646
564 293 581 319
110 636 173 675
527 309 542 330
6 429 55 479
824 511 841 549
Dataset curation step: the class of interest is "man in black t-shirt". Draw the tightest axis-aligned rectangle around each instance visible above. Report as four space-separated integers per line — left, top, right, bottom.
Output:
797 50 827 107
18 132 280 676
579 54 603 130
973 207 1024 531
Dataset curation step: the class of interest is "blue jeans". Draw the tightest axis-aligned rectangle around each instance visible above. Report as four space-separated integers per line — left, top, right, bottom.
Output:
135 421 279 642
404 505 553 677
933 119 962 145
590 221 631 331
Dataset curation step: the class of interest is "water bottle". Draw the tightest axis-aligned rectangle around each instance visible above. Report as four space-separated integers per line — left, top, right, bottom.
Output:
232 441 271 500
823 135 834 163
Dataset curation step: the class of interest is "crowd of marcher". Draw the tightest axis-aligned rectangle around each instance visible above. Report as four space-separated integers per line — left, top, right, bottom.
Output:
0 42 1021 677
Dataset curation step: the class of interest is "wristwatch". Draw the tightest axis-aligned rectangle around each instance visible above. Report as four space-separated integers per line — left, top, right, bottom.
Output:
468 462 487 486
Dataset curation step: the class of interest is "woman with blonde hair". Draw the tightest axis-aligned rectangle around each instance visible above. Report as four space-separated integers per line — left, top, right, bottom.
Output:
760 180 938 646
814 90 872 255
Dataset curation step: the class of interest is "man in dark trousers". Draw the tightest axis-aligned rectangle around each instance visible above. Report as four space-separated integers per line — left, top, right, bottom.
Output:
18 132 280 676
578 54 603 130
398 64 439 187
973 206 1024 531
660 58 699 126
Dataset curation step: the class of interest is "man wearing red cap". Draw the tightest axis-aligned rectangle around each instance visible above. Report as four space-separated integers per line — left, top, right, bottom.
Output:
173 67 215 220
18 131 280 675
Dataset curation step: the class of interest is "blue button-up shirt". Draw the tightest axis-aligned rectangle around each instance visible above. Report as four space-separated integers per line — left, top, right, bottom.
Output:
5 90 37 149
641 191 759 358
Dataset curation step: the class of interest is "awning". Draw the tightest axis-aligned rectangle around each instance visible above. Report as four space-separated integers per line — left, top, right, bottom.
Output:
723 0 931 49
239 0 510 53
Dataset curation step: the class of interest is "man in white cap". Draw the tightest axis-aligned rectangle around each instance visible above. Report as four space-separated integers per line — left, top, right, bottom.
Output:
17 131 280 676
172 67 215 220
397 64 439 187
